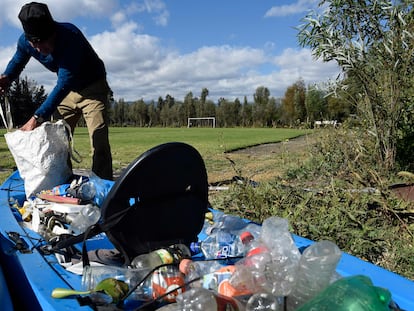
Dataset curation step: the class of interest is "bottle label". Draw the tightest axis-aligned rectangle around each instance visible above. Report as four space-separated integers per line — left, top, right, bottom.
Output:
151 267 185 303
155 249 174 264
168 244 190 262
215 242 235 259
202 267 233 292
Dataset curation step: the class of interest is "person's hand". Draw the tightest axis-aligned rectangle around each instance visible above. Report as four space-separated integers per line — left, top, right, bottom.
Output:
0 74 10 94
20 116 39 131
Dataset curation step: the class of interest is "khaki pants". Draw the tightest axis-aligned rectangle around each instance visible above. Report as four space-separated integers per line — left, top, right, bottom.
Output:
56 78 113 180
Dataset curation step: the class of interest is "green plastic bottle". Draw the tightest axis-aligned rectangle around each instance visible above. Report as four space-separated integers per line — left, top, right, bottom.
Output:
295 275 392 311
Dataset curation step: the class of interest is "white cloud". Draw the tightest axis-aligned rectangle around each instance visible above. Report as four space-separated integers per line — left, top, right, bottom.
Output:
153 9 169 26
116 0 169 27
0 45 16 71
91 20 339 101
91 22 162 72
265 0 319 18
0 0 119 28
111 11 127 27
0 0 340 103
0 0 27 28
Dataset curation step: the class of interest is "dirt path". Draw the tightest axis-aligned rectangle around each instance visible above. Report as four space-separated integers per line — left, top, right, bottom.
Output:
231 135 313 156
206 134 316 184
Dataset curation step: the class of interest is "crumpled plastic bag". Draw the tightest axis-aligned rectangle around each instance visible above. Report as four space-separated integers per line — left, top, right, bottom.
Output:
5 120 73 198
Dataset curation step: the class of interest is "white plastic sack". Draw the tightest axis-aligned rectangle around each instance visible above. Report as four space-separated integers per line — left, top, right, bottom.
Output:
5 120 73 198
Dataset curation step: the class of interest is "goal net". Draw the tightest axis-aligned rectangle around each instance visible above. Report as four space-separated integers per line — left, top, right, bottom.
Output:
187 117 216 128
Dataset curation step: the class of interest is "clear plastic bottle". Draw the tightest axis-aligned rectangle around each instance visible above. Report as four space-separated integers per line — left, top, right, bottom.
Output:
207 212 247 233
260 216 301 297
130 244 191 271
286 240 342 311
70 203 101 234
190 230 243 261
151 265 186 303
246 292 283 311
207 212 262 238
81 265 153 305
240 231 269 258
179 258 224 285
229 231 272 293
155 287 246 311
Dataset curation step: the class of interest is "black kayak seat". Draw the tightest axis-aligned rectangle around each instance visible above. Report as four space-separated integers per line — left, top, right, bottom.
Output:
100 142 209 265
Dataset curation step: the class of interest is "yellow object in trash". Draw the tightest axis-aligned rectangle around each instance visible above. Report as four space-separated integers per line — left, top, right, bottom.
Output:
205 211 214 224
18 202 32 222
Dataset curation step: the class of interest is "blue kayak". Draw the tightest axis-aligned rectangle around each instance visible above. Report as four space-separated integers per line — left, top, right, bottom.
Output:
0 142 413 310
0 261 13 311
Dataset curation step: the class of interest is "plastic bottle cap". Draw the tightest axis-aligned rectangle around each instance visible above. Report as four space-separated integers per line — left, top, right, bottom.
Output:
190 242 201 254
179 258 192 274
240 231 254 244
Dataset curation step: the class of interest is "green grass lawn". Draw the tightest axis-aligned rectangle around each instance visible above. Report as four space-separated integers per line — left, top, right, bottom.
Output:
0 126 310 182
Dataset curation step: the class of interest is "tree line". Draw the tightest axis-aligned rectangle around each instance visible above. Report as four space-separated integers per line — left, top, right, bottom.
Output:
1 77 354 129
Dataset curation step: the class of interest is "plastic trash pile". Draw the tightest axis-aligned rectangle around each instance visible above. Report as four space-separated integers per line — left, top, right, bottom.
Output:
60 211 397 310
12 173 114 240
11 178 399 310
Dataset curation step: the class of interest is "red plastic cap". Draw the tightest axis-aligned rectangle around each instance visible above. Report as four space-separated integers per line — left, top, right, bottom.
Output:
179 258 192 274
240 231 254 244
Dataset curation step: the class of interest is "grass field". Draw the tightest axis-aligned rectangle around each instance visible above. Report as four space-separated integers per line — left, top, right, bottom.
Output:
0 126 311 183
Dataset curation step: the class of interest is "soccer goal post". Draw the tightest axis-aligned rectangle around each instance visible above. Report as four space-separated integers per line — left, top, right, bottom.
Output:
187 117 216 128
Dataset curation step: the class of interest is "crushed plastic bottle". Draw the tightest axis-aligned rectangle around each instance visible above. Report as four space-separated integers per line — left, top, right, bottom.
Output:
229 231 272 293
260 217 301 297
286 240 342 311
155 287 245 311
190 230 244 262
246 292 283 311
207 211 261 238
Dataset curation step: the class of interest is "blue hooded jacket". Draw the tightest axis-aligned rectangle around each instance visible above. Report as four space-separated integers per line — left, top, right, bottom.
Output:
3 22 107 119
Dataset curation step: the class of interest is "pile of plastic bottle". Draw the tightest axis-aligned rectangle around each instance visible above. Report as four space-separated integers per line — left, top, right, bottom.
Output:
14 174 398 310
81 211 395 311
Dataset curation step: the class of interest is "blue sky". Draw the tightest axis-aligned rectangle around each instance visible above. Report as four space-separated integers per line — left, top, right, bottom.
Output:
0 0 340 102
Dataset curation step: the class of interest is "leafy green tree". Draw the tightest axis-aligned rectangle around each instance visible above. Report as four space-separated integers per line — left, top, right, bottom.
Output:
298 0 414 169
306 85 327 123
204 100 216 118
240 96 253 127
130 99 148 126
147 100 158 127
253 86 270 126
216 98 240 127
198 88 209 117
6 76 47 127
281 79 306 126
183 92 196 119
293 79 306 122
265 97 281 127
112 98 129 126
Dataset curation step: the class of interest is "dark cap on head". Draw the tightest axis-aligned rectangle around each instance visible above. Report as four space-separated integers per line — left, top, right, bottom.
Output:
18 2 56 42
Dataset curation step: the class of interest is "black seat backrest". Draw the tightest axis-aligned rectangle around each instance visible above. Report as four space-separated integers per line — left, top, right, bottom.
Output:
100 142 209 265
